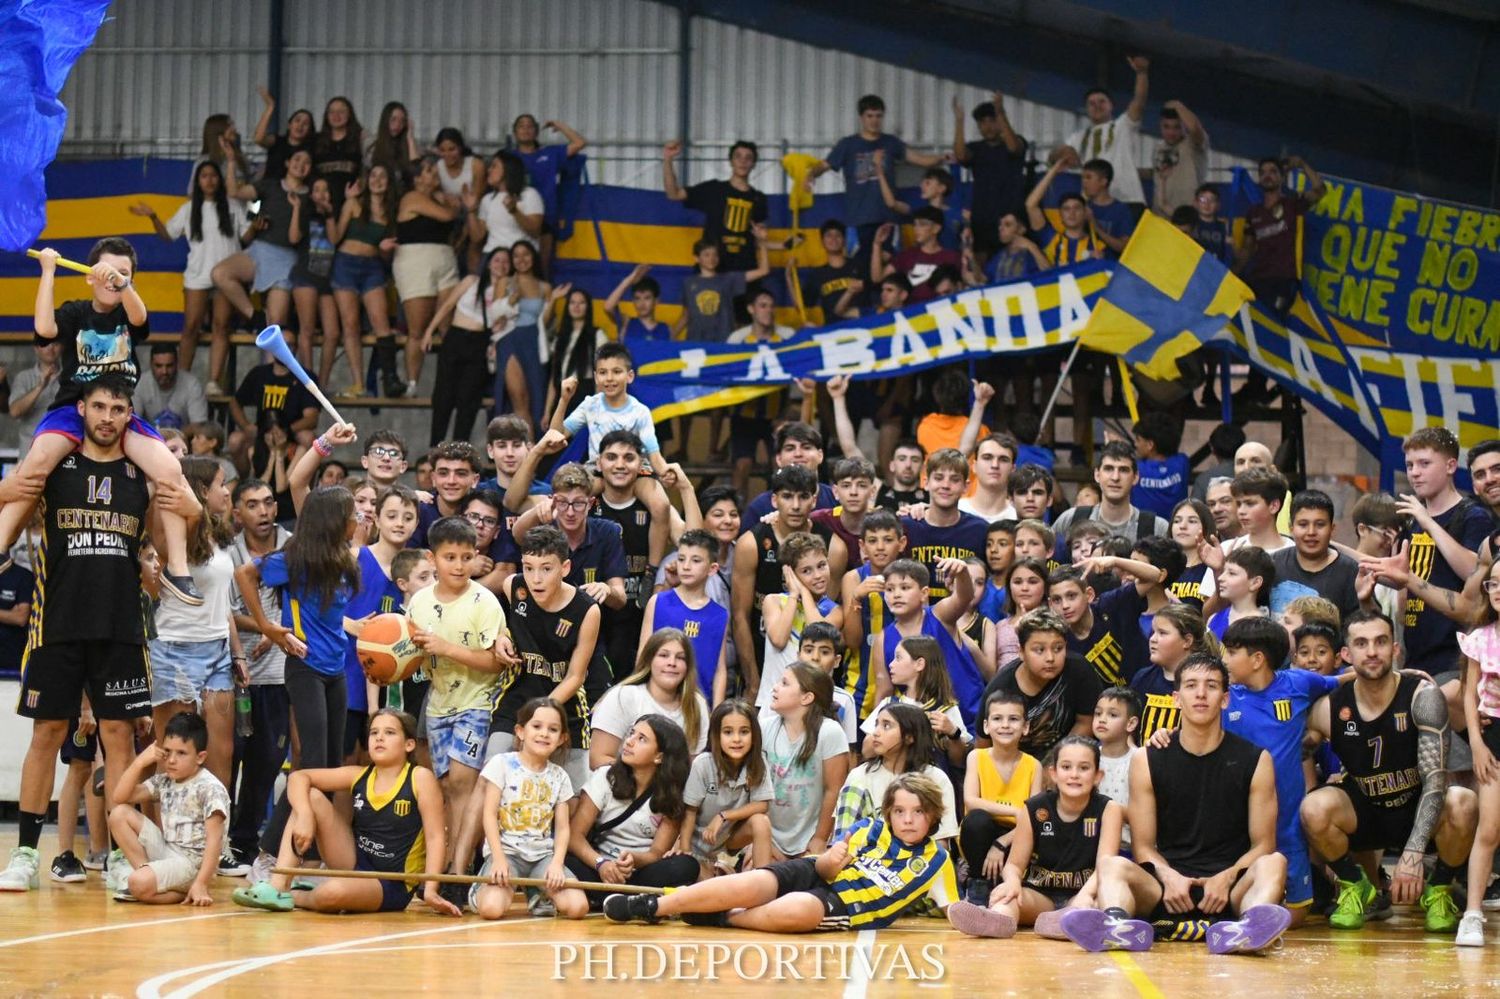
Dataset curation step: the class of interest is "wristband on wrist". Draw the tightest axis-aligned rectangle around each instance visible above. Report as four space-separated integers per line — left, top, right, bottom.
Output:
313 435 333 457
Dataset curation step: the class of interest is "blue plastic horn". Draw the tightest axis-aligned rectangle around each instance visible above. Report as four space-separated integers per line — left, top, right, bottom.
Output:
254 324 347 425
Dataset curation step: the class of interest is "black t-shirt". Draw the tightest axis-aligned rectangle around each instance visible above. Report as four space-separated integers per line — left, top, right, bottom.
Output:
0 563 34 673
1145 731 1262 878
685 180 768 272
261 136 309 182
495 584 607 740
1070 584 1149 688
235 363 317 432
965 138 1028 225
1401 497 1496 673
313 132 363 207
1271 547 1361 623
983 653 1102 760
803 259 863 320
594 496 652 607
51 301 150 410
251 177 304 248
33 453 150 645
876 484 929 512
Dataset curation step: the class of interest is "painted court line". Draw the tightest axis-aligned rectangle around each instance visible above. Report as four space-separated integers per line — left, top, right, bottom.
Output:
0 910 246 949
1109 952 1166 999
137 917 548 999
841 929 876 999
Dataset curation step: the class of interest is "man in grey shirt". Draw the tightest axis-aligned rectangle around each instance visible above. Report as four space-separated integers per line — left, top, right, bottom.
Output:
9 335 60 456
1049 440 1169 560
133 343 208 431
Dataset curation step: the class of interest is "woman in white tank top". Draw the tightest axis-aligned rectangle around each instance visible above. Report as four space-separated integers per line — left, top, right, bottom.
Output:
434 127 485 271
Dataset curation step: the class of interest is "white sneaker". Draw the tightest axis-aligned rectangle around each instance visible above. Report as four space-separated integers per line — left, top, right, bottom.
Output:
1456 911 1486 947
0 847 40 891
106 851 134 895
248 851 277 885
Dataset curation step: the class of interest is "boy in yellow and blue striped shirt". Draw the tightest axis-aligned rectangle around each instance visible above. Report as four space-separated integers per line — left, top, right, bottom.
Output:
603 772 957 930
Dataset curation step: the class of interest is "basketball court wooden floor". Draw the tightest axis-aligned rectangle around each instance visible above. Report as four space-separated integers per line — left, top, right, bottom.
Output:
2 859 1498 996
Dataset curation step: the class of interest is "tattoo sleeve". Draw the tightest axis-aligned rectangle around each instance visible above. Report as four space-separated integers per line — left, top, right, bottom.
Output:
1404 684 1450 857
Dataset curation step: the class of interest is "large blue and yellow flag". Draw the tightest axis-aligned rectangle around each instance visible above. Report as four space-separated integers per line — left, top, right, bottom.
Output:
1079 211 1253 381
0 0 113 252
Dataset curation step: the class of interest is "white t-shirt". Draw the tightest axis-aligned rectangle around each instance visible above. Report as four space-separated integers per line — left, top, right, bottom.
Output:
165 199 249 290
763 715 849 856
1098 746 1137 845
478 187 545 252
155 544 235 643
479 751 573 862
591 682 710 755
583 766 665 857
1199 533 1294 601
859 693 971 746
1065 112 1146 205
958 497 1017 522
144 768 231 861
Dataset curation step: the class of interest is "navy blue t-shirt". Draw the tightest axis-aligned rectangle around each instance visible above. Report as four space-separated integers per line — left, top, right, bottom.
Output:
901 511 990 600
825 133 908 227
1401 497 1495 673
0 563 34 675
1069 583 1149 688
743 482 837 525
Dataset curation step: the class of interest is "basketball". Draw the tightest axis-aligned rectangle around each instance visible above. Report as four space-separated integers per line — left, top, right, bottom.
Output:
356 613 426 685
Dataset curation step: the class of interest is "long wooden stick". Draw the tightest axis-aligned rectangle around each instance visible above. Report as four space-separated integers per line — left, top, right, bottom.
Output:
272 866 670 896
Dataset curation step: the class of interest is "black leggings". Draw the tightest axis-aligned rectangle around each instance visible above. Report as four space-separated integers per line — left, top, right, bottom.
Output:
229 683 290 856
430 328 490 446
565 851 699 911
959 810 1012 869
259 658 347 855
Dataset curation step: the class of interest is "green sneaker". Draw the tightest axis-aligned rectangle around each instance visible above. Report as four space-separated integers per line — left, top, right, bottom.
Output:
1421 884 1460 933
1329 875 1376 930
232 881 293 912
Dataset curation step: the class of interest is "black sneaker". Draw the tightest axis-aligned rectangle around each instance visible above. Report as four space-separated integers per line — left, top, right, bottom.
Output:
681 910 731 927
1483 879 1500 912
965 877 992 906
162 572 205 606
603 892 658 924
218 852 250 877
50 850 86 883
1365 889 1394 922
439 881 470 913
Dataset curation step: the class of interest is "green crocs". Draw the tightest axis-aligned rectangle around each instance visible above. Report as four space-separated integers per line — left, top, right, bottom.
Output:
232 881 293 912
1421 884 1460 933
1329 875 1376 930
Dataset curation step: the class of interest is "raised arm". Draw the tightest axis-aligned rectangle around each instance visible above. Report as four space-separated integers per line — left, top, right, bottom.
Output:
744 224 771 283
957 381 994 457
990 90 1024 154
252 85 277 149
1025 160 1067 232
604 263 650 320
826 376 868 464
220 136 258 201
1125 56 1150 123
1163 100 1206 146
731 533 761 697
950 96 970 165
661 142 687 202
1286 155 1327 206
871 148 910 215
547 119 588 158
503 431 565 514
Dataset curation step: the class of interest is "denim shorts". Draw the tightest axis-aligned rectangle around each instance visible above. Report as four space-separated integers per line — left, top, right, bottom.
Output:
331 252 389 294
247 240 297 293
425 707 490 778
149 637 232 706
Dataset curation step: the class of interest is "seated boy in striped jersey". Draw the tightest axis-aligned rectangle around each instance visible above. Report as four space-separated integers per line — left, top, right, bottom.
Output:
602 772 957 931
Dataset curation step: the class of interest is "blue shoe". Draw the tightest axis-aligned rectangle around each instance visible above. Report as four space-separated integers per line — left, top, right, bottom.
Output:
1060 908 1154 952
1207 904 1291 955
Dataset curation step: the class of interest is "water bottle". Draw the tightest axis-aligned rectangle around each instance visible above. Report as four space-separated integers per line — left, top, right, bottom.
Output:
234 685 254 738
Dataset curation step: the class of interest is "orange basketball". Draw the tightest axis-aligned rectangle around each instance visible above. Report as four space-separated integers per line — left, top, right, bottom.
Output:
356 613 427 685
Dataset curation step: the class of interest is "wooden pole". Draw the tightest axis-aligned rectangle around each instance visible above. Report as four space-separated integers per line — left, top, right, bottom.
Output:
271 866 671 896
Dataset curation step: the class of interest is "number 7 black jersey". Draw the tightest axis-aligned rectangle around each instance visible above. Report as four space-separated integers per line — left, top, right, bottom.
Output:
28 453 150 646
1328 674 1423 812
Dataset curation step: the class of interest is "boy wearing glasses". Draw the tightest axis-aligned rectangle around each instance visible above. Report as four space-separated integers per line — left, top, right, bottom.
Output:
359 429 408 491
462 488 507 594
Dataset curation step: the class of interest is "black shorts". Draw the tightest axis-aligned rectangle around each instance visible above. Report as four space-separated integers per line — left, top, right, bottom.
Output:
765 858 847 926
355 849 418 912
728 416 766 463
60 716 99 764
1023 883 1078 909
1480 718 1500 759
1140 861 1246 924
19 641 151 721
1325 780 1420 854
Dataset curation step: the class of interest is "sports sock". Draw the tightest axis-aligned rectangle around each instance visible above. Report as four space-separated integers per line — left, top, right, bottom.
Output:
1328 854 1363 883
1430 860 1463 886
18 811 46 851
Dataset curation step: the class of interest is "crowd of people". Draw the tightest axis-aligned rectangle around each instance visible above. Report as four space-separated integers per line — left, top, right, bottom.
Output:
1 65 1497 960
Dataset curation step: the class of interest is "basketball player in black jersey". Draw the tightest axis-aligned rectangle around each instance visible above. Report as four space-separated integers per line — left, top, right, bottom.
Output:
2 376 198 892
1059 656 1292 955
1300 610 1476 932
731 465 844 701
